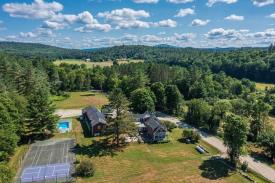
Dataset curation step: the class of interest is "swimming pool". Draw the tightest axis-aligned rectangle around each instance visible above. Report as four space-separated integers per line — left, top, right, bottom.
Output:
57 119 72 133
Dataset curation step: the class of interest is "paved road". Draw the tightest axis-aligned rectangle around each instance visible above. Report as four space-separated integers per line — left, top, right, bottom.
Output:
157 114 275 183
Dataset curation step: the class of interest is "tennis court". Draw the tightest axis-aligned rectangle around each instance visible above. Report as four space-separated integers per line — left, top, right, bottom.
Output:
18 138 75 183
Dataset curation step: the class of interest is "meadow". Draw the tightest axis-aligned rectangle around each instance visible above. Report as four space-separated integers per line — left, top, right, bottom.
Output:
54 59 144 68
52 91 109 109
255 82 275 90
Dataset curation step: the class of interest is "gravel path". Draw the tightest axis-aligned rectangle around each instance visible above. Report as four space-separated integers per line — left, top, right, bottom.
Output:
156 114 275 183
54 109 82 118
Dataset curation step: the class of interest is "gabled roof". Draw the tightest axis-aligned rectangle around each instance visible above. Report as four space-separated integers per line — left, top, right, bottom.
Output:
144 116 167 132
83 107 107 126
140 111 151 120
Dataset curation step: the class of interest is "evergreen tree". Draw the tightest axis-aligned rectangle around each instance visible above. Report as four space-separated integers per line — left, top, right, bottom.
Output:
165 85 182 115
151 82 166 111
27 74 57 137
108 88 137 147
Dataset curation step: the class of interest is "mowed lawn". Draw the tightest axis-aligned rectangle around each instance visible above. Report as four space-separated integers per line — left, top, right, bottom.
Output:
53 91 108 109
269 115 275 130
54 59 144 68
65 119 251 183
256 82 275 90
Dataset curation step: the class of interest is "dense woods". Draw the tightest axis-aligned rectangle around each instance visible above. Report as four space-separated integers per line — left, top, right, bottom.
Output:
1 42 274 84
0 53 57 182
0 42 275 181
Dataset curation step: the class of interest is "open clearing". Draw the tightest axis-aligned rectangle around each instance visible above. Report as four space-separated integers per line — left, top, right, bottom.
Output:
256 82 275 90
53 91 108 109
58 118 252 183
54 59 144 68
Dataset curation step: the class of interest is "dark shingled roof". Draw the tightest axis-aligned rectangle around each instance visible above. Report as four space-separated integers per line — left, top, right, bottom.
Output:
144 116 167 132
83 107 107 127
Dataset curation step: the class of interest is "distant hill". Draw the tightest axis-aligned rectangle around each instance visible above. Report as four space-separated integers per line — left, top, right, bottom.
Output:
0 42 88 60
0 41 267 61
154 44 179 48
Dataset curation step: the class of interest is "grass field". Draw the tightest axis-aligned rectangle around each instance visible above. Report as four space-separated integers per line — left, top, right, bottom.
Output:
54 59 144 68
8 145 29 176
56 119 255 183
269 115 275 130
256 82 275 90
53 91 109 109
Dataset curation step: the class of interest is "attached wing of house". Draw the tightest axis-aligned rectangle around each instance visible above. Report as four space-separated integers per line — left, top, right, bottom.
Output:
82 107 107 136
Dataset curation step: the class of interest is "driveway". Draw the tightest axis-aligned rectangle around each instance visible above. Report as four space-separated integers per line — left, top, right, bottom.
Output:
55 109 82 118
156 114 275 183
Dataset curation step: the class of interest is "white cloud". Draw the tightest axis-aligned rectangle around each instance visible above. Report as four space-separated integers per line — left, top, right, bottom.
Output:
205 28 249 40
97 8 150 29
132 0 159 3
206 0 237 7
156 19 177 27
191 19 210 26
98 8 177 29
175 8 195 17
173 33 196 41
42 21 66 30
98 8 150 22
167 0 194 4
84 32 196 47
251 0 274 7
115 20 151 29
6 35 17 40
252 28 275 38
269 13 275 19
2 0 111 32
2 0 63 19
225 14 244 21
20 28 54 38
74 11 111 32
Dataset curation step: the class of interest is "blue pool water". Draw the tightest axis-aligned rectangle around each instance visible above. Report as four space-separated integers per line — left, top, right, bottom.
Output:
58 122 69 129
57 120 71 133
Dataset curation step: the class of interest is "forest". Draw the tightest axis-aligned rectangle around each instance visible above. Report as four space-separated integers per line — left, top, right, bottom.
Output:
1 42 275 83
0 43 275 182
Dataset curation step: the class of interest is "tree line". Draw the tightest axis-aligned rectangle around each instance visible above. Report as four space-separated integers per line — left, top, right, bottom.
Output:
0 53 57 182
1 42 275 84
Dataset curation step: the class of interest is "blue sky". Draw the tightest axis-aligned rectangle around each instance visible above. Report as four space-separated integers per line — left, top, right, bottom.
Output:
0 0 274 48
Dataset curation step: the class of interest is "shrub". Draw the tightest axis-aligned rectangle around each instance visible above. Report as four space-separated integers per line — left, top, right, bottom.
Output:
241 161 248 172
0 163 14 183
76 160 95 177
160 120 177 132
182 129 201 143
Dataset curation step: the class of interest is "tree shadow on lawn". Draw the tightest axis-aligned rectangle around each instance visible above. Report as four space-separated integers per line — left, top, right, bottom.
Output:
250 151 274 166
80 93 95 97
199 158 233 180
73 137 125 158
